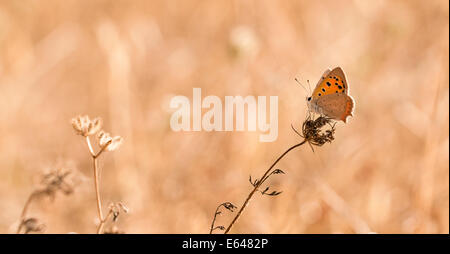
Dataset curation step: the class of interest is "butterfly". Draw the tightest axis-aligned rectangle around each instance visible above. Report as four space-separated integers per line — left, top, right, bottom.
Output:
306 67 355 123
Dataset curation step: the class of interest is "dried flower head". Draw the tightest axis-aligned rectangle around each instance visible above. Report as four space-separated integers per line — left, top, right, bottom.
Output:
108 202 129 222
297 116 336 147
39 168 76 200
21 218 46 234
71 115 102 137
17 168 78 234
97 131 123 151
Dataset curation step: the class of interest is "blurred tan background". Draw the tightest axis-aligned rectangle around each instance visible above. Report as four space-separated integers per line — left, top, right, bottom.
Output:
0 0 448 234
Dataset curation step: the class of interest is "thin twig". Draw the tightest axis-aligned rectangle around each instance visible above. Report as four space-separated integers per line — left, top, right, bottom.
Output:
209 202 236 234
209 205 223 234
16 168 75 234
97 208 114 234
224 140 307 234
86 136 95 157
16 191 41 233
86 136 111 234
93 156 104 232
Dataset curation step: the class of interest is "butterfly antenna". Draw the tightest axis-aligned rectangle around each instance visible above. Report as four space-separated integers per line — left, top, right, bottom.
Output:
306 79 312 94
294 77 308 94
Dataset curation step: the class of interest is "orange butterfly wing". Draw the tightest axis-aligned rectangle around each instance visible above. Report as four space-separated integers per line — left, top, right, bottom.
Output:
311 67 348 99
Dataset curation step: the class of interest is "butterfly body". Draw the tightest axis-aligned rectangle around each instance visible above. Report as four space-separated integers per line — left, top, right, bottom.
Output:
306 67 354 123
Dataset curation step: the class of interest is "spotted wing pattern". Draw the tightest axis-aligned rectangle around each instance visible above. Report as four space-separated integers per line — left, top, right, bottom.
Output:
311 67 348 99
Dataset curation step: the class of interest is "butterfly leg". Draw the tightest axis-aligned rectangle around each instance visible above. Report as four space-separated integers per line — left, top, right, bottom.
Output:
305 108 316 121
312 111 323 121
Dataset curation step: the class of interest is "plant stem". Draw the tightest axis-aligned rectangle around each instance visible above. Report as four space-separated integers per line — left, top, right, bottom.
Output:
86 136 95 157
97 207 114 234
86 136 110 234
16 191 40 233
86 136 111 234
224 140 306 234
93 156 104 233
209 204 223 234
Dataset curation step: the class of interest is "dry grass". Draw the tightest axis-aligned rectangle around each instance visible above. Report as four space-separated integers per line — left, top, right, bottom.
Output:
0 0 448 233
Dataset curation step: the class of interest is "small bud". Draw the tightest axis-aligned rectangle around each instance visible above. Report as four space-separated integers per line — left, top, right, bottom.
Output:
106 136 123 151
223 202 237 212
98 131 123 151
273 169 285 174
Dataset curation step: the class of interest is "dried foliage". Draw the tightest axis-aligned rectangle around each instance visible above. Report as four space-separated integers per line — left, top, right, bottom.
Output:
17 168 77 234
71 115 126 234
209 202 237 234
212 115 337 233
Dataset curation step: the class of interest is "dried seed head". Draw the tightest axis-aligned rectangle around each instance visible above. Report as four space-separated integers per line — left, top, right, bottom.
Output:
71 115 102 137
98 131 123 151
108 202 129 214
108 202 129 222
117 203 129 214
39 168 77 200
97 131 111 147
302 116 336 146
107 136 124 151
223 202 237 212
21 218 46 234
